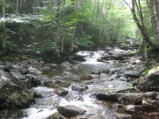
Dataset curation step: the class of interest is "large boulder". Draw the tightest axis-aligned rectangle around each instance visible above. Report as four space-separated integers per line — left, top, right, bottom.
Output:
138 71 159 91
0 77 34 109
117 92 157 105
57 105 86 117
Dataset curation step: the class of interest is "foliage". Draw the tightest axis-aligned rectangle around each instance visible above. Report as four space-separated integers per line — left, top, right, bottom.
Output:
0 0 137 55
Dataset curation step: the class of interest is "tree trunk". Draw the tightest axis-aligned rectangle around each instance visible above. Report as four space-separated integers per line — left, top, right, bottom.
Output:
154 0 159 36
2 0 6 55
123 0 158 49
16 0 19 14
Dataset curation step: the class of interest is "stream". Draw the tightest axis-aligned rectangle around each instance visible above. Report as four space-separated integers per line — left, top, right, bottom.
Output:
20 48 138 119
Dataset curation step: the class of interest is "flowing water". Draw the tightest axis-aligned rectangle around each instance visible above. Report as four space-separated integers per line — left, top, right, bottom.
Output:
21 48 134 119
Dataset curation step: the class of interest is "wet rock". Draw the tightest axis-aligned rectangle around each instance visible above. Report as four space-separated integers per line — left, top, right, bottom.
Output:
28 66 42 75
71 83 88 92
138 71 159 91
117 92 157 105
125 71 140 78
148 112 159 119
9 64 24 72
0 110 22 119
60 61 72 70
25 74 41 87
0 65 5 69
115 113 132 119
0 78 34 109
55 88 68 96
142 99 159 109
44 81 60 88
116 104 126 113
88 114 104 119
10 71 25 80
125 105 143 113
91 70 101 75
129 56 141 64
48 112 65 119
80 74 93 80
96 93 118 102
109 68 120 75
102 69 110 74
57 105 86 117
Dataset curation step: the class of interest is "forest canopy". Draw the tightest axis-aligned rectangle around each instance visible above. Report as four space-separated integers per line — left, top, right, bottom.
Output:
0 0 159 56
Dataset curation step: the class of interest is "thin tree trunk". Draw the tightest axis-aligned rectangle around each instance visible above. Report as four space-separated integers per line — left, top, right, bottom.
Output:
123 0 158 49
2 0 6 55
16 0 19 14
154 0 159 36
71 24 76 52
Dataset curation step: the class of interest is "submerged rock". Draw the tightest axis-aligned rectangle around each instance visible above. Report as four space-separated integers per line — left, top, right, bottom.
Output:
71 83 88 92
55 88 68 96
57 105 86 117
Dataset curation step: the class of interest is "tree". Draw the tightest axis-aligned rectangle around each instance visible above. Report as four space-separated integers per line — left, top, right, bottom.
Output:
2 0 6 54
123 0 159 49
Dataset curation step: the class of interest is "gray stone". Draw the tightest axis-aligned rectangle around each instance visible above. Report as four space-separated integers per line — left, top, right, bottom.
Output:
138 71 159 91
10 71 25 80
96 93 118 102
57 105 86 117
55 88 68 96
117 92 157 105
115 113 132 119
125 71 140 78
0 78 34 109
88 114 104 119
28 66 42 75
71 83 88 92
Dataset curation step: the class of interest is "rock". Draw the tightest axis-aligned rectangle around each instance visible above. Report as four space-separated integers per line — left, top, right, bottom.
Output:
88 114 104 119
0 78 34 109
80 74 93 80
117 92 157 105
10 71 25 80
125 71 140 78
44 81 60 88
0 65 5 69
116 104 126 113
96 93 118 102
71 83 88 92
57 105 86 117
125 105 143 113
9 64 24 72
25 74 41 87
49 63 58 68
0 110 22 119
115 113 132 119
48 112 65 119
60 62 72 70
138 71 159 91
142 99 159 109
55 88 68 96
48 112 59 119
28 66 42 75
148 112 159 119
109 68 120 75
129 56 141 64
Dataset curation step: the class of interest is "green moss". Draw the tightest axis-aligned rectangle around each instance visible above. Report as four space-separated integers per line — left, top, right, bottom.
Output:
147 66 159 75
